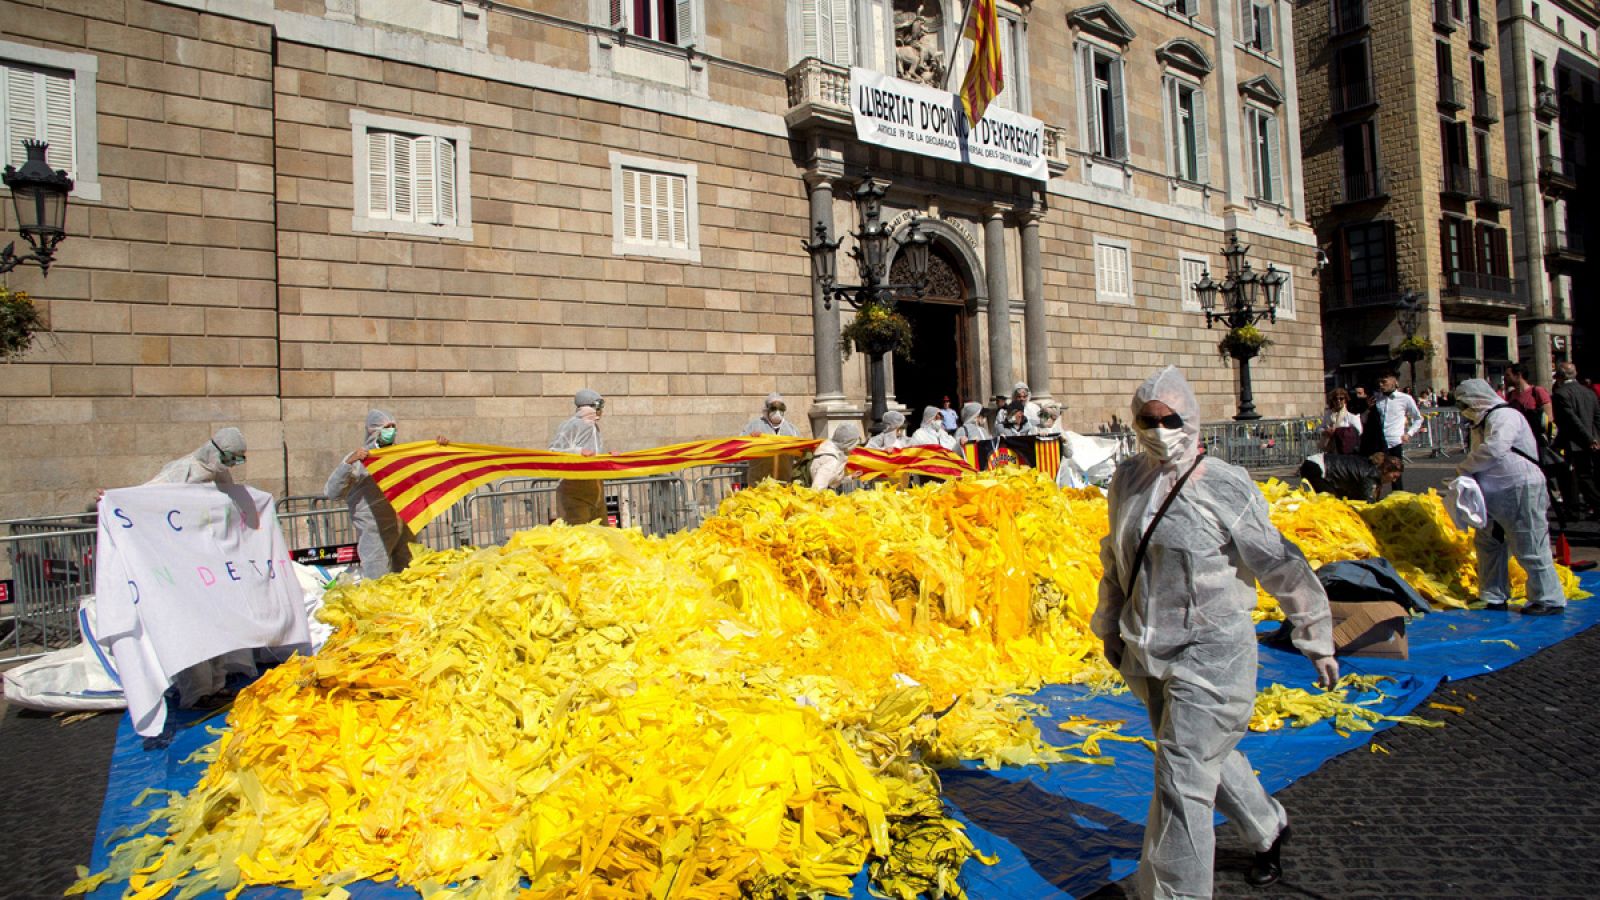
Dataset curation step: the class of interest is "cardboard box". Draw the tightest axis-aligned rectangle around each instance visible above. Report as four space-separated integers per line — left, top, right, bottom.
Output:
1329 599 1409 659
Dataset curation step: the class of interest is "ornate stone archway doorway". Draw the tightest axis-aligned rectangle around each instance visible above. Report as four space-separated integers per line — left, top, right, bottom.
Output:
888 239 981 413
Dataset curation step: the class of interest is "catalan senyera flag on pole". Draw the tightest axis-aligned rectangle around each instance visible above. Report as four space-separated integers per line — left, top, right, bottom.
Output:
958 0 1004 124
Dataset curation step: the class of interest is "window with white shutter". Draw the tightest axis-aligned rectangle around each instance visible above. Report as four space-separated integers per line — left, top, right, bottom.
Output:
0 42 98 202
1094 237 1133 305
1082 44 1127 160
1246 107 1281 203
1242 0 1276 53
351 111 473 240
611 152 701 262
1272 264 1296 318
613 0 697 44
801 0 853 65
1180 254 1209 311
1165 76 1208 184
2 62 75 179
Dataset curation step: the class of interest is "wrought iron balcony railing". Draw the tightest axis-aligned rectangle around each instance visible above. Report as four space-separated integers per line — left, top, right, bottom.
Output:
1473 90 1499 123
1332 78 1377 115
1441 163 1478 198
1333 168 1387 205
1438 76 1467 111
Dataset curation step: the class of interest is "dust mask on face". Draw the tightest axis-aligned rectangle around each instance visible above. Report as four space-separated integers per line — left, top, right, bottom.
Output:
767 411 784 426
1138 426 1188 461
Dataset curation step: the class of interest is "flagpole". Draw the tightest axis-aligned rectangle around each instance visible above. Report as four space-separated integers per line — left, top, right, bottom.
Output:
941 0 977 92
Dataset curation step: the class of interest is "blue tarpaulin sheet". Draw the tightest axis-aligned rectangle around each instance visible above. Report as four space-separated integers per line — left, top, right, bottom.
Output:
89 573 1600 900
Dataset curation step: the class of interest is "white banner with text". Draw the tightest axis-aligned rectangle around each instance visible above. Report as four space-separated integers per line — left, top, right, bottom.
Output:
95 484 310 736
850 68 1049 182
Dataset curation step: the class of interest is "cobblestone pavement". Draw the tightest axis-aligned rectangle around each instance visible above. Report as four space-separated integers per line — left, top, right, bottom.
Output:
0 706 120 899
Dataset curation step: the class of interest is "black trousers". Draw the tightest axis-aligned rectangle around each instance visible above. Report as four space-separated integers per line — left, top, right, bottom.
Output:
1385 444 1406 492
1563 447 1600 517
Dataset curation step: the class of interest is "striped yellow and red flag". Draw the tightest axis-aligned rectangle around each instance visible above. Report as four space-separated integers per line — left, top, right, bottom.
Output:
958 0 1004 124
1032 435 1062 481
848 445 977 481
365 436 819 531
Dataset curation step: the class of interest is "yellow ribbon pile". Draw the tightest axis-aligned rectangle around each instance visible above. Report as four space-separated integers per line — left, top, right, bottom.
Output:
73 472 1586 899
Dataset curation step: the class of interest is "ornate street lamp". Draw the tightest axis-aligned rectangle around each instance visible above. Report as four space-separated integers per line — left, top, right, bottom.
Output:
1 141 73 276
803 173 931 430
1394 290 1427 390
1193 234 1286 421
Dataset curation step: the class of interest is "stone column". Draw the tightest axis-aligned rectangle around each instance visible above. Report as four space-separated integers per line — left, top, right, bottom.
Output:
1018 206 1048 399
806 169 846 413
984 205 1013 398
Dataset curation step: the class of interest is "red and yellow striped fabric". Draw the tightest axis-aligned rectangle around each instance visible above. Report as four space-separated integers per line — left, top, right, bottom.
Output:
1033 435 1062 481
849 446 976 481
366 436 819 531
959 0 1004 124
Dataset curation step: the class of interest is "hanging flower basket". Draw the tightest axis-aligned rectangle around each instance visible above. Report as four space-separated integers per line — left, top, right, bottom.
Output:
0 288 44 361
839 301 915 361
1217 324 1271 361
1395 335 1434 362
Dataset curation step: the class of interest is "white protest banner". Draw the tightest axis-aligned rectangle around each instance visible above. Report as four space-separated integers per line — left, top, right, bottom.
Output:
850 67 1049 182
95 484 310 736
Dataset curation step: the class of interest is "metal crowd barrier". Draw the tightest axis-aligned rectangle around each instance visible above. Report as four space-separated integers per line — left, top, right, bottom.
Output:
0 515 98 662
687 464 750 524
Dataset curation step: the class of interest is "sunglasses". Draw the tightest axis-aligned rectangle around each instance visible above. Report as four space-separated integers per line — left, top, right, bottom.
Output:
767 403 786 412
1136 413 1184 430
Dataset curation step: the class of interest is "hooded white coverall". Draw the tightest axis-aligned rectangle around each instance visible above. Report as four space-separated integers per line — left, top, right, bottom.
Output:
1453 378 1564 608
866 410 908 451
145 427 257 705
324 409 413 581
954 402 990 445
809 423 862 490
744 392 801 484
551 390 607 525
1092 367 1334 900
146 428 247 487
907 406 958 450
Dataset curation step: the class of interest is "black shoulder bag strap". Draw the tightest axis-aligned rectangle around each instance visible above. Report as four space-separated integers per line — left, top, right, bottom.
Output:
1480 404 1543 468
1124 457 1203 600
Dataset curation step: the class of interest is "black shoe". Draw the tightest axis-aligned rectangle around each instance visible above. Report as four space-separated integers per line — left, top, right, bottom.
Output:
1521 603 1565 616
1482 601 1508 611
1248 825 1290 887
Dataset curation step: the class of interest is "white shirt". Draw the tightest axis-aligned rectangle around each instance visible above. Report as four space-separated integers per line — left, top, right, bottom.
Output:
1320 408 1363 435
1374 390 1423 447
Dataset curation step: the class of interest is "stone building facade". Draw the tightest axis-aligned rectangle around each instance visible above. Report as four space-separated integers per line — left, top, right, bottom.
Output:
0 0 1322 519
1496 0 1596 384
1297 0 1520 391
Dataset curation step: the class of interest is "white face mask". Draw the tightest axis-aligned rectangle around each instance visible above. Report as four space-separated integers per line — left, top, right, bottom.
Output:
766 411 784 426
1138 426 1188 461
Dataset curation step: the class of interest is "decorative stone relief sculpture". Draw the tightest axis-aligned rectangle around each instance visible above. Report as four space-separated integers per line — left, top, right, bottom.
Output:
894 4 946 86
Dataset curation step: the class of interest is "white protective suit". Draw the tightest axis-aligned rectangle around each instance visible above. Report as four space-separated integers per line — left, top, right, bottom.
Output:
1454 378 1564 608
954 402 990 445
866 410 908 451
144 427 256 705
907 406 958 450
1092 366 1334 900
744 392 801 484
551 390 607 525
146 428 247 486
809 423 862 490
324 409 413 581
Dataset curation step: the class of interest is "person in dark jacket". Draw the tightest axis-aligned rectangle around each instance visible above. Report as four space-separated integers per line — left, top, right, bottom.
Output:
1553 362 1600 519
1299 452 1403 502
